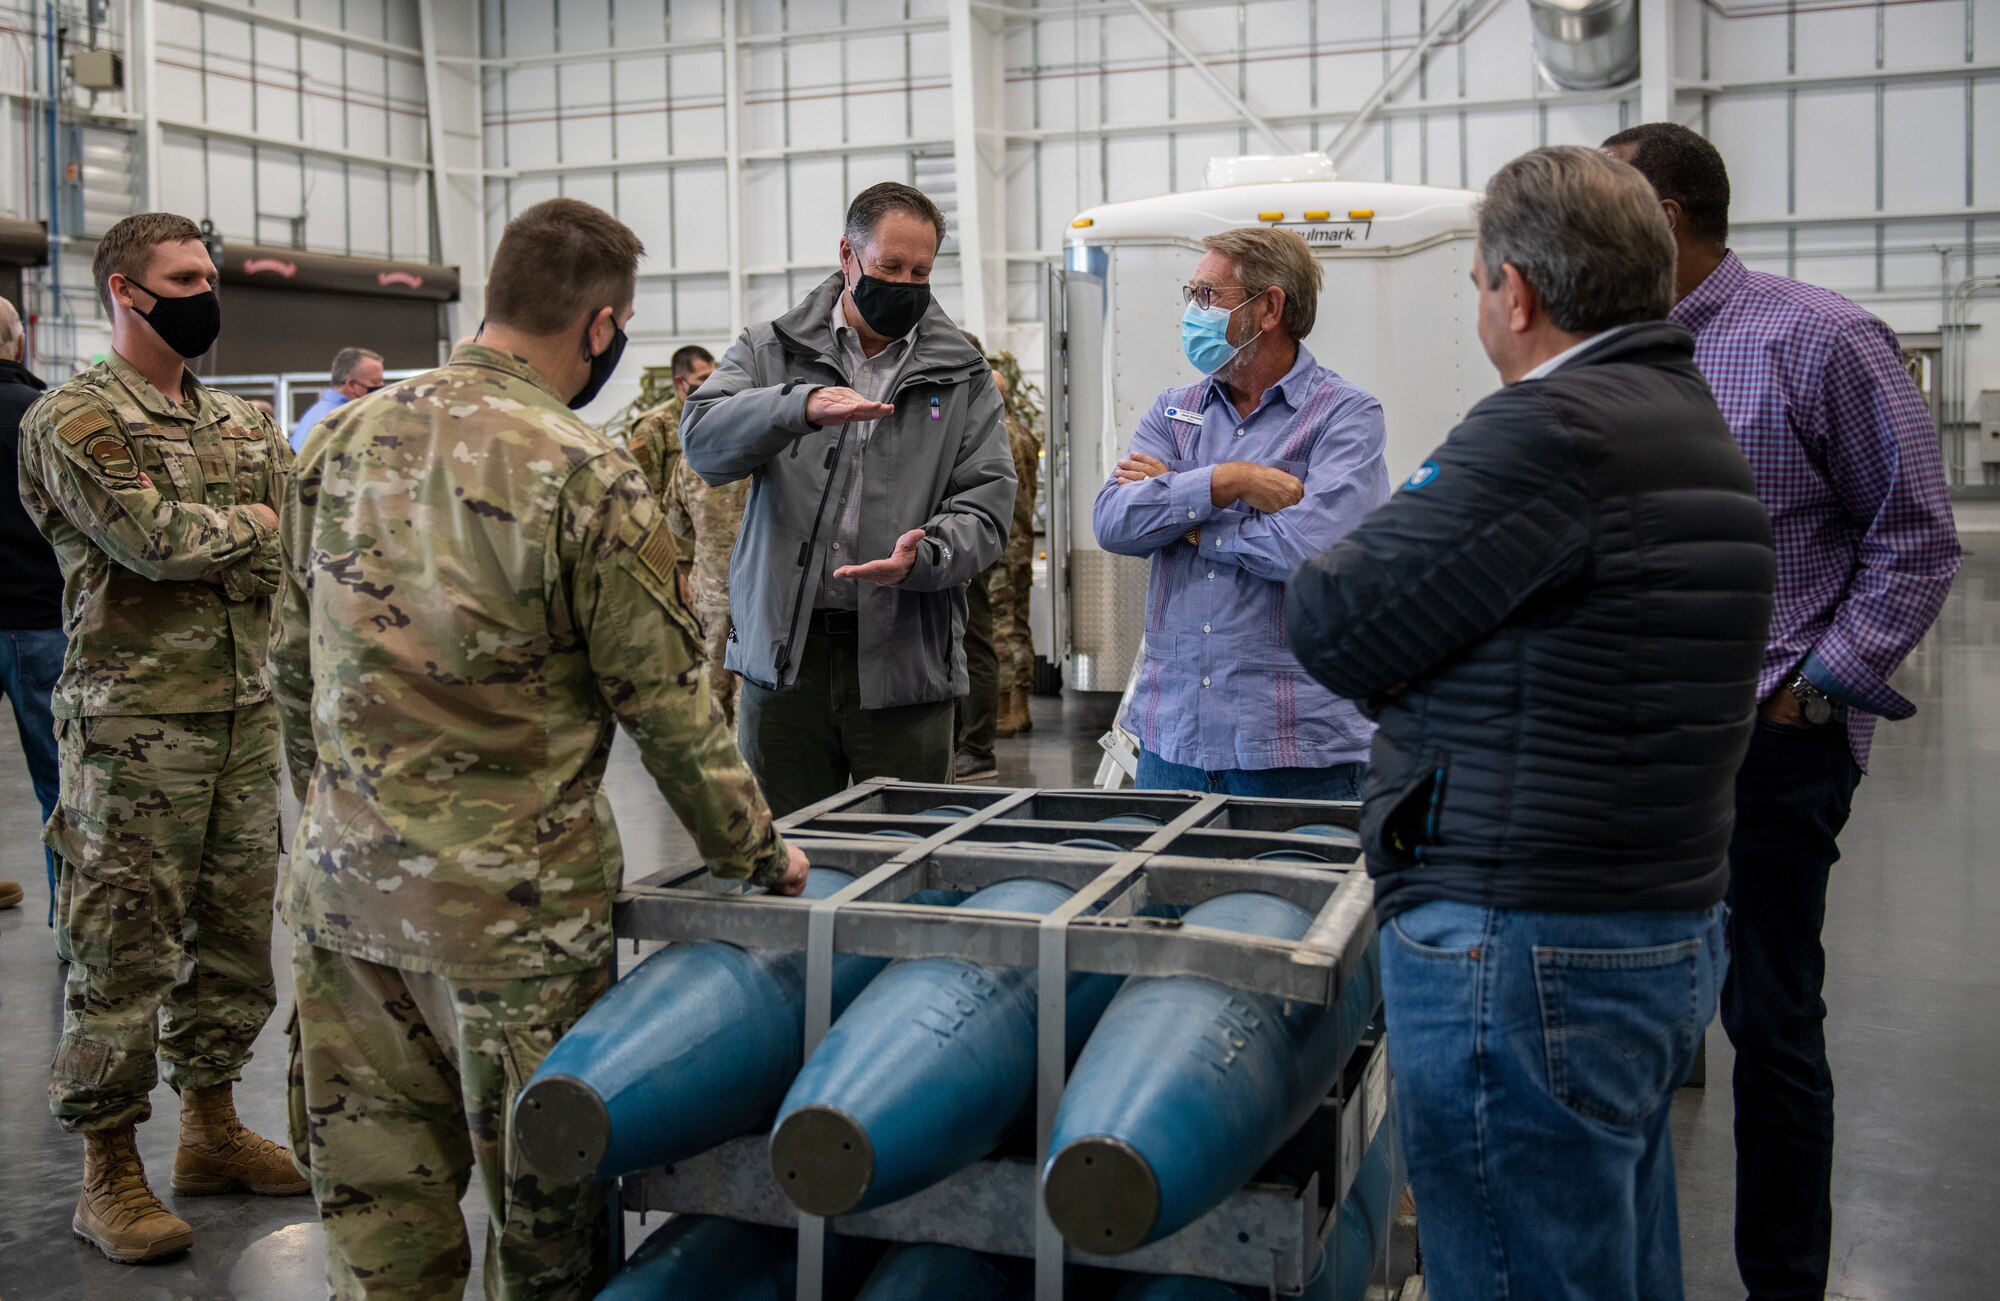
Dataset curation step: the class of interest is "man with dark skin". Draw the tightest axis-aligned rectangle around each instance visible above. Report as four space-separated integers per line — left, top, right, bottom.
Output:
1607 123 1960 1301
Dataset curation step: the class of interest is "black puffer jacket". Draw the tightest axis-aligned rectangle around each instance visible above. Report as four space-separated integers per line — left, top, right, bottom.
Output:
1286 323 1773 919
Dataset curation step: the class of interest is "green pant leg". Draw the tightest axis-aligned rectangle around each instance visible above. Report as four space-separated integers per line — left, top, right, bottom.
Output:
835 623 955 786
958 569 999 760
738 630 849 818
448 965 613 1301
48 712 226 1132
291 942 478 1301
161 700 281 1091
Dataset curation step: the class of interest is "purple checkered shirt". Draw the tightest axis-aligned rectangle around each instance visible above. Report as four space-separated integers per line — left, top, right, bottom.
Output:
1672 251 1961 771
1093 344 1388 772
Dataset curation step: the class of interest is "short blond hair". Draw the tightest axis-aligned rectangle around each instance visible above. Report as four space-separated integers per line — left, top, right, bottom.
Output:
1202 226 1322 339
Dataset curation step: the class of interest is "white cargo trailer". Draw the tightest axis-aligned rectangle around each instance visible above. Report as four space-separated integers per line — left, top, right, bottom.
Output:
1043 164 1491 694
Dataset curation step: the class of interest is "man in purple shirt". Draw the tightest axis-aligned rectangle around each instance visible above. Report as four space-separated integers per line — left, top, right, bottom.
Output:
1607 123 1962 1301
1094 226 1388 798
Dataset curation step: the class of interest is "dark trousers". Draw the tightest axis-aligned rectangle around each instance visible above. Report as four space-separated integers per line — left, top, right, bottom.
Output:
956 568 999 762
1723 718 1863 1301
738 619 956 819
0 627 62 923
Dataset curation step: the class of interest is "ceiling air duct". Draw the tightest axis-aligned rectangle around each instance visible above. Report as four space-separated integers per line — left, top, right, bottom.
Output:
1527 0 1640 91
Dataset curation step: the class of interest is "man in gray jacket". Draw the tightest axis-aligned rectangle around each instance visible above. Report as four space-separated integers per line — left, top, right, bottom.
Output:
682 183 1015 816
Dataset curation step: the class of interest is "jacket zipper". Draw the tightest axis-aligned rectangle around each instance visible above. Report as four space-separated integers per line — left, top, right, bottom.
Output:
776 426 850 677
771 360 978 678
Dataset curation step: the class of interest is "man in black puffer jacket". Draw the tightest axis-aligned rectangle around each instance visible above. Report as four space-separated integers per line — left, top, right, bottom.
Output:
1287 147 1773 1301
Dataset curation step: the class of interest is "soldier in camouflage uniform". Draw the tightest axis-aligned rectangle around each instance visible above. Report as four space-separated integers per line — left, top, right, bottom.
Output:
662 352 751 728
17 213 308 1265
622 362 697 592
631 344 752 726
989 400 1040 735
271 198 807 1301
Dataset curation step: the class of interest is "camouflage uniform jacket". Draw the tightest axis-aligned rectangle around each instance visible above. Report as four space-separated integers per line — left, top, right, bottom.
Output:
17 350 290 718
1004 412 1039 571
625 393 695 581
664 452 749 623
270 343 792 979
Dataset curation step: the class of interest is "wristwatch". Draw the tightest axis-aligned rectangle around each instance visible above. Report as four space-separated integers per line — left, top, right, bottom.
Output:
1184 526 1201 547
1784 673 1834 726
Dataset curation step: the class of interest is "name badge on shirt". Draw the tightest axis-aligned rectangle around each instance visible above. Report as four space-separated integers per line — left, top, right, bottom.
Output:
1165 407 1204 427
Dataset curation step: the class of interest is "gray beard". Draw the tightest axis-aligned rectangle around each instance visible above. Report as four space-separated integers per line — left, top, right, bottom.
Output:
1214 328 1264 384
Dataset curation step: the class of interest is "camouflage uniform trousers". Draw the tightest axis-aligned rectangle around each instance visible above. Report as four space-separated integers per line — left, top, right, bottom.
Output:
989 457 1038 696
287 941 613 1301
695 595 740 729
46 702 281 1132
987 534 1035 696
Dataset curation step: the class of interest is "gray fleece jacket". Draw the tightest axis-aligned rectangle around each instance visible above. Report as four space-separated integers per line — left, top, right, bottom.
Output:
680 272 1015 709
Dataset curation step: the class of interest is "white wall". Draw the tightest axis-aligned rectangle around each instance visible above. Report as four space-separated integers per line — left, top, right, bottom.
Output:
479 0 962 421
0 0 433 377
472 0 2000 469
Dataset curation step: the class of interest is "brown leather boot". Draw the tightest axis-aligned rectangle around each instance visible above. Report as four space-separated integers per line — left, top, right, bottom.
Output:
1011 685 1033 734
172 1083 310 1197
73 1126 194 1263
0 879 22 909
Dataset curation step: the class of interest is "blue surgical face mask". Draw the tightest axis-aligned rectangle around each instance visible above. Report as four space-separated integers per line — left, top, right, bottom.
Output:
1181 291 1264 375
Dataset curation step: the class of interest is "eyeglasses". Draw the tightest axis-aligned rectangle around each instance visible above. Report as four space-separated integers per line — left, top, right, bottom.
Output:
1180 283 1260 310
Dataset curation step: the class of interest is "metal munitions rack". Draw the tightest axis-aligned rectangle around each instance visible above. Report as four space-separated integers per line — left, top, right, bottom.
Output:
613 781 1394 1299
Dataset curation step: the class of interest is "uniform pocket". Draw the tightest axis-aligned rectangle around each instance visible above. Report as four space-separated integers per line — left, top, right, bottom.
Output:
1533 938 1704 1126
133 433 203 499
48 716 164 967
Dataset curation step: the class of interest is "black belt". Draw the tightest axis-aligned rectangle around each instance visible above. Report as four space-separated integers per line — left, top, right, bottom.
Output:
810 608 858 636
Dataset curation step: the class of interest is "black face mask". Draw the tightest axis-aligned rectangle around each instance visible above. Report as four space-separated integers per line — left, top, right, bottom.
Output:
128 279 222 359
568 316 627 410
849 269 931 339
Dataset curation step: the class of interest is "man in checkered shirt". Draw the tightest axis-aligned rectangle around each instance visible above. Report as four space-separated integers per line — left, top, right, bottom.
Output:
1607 123 1962 1301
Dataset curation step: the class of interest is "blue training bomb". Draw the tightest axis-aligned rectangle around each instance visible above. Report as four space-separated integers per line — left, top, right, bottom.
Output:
854 1242 1032 1301
513 868 892 1182
596 1216 797 1301
1042 891 1380 1254
770 876 1122 1216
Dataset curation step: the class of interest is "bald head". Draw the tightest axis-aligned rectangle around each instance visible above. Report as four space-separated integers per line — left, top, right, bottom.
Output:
0 296 20 361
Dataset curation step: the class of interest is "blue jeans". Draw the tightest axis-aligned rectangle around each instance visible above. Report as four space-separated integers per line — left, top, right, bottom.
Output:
1135 749 1366 800
0 627 63 924
1382 899 1727 1301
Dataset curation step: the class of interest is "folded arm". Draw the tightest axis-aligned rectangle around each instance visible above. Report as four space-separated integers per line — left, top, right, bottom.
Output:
1093 398 1225 556
1199 394 1390 583
24 407 278 586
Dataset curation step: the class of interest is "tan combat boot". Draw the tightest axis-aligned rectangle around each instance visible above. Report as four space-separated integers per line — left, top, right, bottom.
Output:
73 1126 194 1263
0 879 22 909
1011 685 1034 734
172 1083 310 1197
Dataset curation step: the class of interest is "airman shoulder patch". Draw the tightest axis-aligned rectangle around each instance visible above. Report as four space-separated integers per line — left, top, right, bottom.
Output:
636 521 680 586
57 406 114 446
85 434 139 481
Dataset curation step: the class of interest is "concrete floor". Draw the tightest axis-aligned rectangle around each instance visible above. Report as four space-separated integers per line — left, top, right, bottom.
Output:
0 541 1993 1299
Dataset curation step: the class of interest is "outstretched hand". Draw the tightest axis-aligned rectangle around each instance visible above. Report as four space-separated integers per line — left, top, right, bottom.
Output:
806 386 896 427
833 528 927 586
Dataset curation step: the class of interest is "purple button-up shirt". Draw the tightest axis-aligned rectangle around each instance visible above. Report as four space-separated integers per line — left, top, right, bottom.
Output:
1094 344 1388 772
1673 251 1961 771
